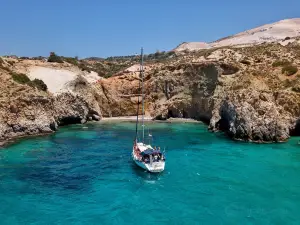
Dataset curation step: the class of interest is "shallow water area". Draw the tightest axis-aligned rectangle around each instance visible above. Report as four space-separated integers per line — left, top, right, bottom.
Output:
1 122 300 225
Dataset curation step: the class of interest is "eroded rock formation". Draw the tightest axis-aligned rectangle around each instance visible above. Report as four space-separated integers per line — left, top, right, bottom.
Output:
1 41 300 145
0 68 101 146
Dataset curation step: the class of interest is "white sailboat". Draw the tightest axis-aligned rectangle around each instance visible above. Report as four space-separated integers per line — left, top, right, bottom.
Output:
132 48 165 173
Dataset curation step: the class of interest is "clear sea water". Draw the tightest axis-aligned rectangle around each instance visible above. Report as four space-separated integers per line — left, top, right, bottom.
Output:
1 121 300 225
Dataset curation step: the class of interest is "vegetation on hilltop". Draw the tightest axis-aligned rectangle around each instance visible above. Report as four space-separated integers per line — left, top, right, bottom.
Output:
48 52 63 63
62 56 78 66
10 72 48 91
105 51 176 63
81 51 177 78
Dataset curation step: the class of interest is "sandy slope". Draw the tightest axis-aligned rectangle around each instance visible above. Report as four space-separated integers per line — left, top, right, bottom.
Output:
174 18 300 51
29 67 77 94
211 18 300 47
174 42 210 51
101 116 152 121
28 66 100 94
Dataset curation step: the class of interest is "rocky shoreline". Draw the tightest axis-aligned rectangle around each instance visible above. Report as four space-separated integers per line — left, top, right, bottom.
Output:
0 117 203 148
1 42 300 146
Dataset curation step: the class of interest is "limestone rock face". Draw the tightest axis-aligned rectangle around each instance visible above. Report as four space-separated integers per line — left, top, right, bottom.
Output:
149 63 221 122
54 92 90 125
95 42 300 143
2 41 300 144
0 69 102 146
94 73 143 117
209 90 291 142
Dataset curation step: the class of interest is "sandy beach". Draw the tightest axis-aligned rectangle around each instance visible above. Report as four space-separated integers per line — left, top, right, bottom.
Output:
101 116 153 121
101 116 201 123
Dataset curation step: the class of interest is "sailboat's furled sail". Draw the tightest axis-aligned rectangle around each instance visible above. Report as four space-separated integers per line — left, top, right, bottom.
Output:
135 59 141 141
140 48 145 143
135 48 144 142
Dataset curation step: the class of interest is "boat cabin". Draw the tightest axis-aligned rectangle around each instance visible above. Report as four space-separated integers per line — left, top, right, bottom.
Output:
141 149 165 164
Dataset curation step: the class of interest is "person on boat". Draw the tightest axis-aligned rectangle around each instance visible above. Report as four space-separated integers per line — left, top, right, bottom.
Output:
158 147 160 151
143 155 149 163
157 153 161 161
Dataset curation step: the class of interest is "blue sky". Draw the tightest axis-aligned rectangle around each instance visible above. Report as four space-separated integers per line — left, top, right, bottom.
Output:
0 0 299 58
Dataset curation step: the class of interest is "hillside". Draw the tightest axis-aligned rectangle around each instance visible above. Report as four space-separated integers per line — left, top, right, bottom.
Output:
0 57 102 146
91 42 300 142
1 35 300 145
174 18 300 51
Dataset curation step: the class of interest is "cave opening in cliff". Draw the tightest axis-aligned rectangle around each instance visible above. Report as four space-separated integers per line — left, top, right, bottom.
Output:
290 120 300 136
216 118 230 133
182 110 188 118
167 109 174 118
59 116 82 126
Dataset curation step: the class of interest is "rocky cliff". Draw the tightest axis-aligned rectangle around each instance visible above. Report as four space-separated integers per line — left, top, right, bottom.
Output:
1 40 300 145
94 42 300 142
0 59 102 146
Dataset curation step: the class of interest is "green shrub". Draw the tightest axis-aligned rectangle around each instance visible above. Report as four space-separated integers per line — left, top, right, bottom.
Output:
292 86 300 92
11 72 30 84
272 60 291 67
10 72 47 91
220 63 239 75
20 57 30 60
282 65 298 76
32 56 45 60
63 57 78 65
28 79 48 91
78 63 91 73
48 52 63 63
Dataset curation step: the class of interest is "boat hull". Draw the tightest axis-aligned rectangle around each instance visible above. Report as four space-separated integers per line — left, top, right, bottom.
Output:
132 152 165 173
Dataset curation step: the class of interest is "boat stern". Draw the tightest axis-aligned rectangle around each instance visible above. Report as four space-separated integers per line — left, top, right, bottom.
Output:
145 162 165 173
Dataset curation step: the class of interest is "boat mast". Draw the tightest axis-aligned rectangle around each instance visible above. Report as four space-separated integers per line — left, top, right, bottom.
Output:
135 50 142 142
141 47 145 143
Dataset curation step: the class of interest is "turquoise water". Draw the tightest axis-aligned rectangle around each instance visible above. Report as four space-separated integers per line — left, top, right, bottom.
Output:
1 122 300 225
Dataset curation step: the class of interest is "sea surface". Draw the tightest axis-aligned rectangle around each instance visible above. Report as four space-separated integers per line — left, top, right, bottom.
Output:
1 122 300 225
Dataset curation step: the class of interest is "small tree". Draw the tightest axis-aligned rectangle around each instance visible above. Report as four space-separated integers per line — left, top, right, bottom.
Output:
282 65 298 76
272 59 291 67
29 79 48 91
63 57 78 65
48 52 63 63
11 72 30 84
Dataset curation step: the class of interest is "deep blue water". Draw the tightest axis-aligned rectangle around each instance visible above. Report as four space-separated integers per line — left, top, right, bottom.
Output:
1 121 300 225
